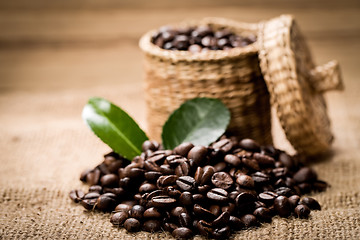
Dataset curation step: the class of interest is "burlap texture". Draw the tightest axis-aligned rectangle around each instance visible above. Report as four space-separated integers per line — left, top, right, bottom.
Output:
0 86 359 239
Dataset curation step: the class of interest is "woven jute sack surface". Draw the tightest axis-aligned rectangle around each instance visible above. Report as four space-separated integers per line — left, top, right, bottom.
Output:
139 18 272 145
0 89 359 239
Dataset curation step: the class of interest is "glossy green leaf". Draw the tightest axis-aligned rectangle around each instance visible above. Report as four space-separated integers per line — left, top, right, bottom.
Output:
162 97 231 149
82 97 148 159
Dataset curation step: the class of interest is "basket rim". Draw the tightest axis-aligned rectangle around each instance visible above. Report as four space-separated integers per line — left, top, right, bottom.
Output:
139 17 259 62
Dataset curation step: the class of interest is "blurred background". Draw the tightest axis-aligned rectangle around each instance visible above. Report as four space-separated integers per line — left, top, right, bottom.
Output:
0 0 359 187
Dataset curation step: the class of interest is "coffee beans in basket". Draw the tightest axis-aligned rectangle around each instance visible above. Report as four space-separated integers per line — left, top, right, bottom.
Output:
151 25 256 52
70 137 327 239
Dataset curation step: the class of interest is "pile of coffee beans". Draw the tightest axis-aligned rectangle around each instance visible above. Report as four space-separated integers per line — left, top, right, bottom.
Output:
70 136 327 239
151 25 256 52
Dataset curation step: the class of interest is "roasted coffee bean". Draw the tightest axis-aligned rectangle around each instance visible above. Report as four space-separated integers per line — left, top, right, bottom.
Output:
224 154 242 167
144 160 162 172
212 172 233 190
194 167 204 184
258 191 278 205
221 203 236 214
212 139 233 153
187 146 208 165
253 207 272 222
201 166 215 185
179 212 192 228
299 197 321 210
236 174 254 188
239 138 261 152
142 140 159 152
139 183 157 194
274 196 291 217
235 192 256 211
125 167 145 179
275 187 293 197
278 152 295 169
197 220 213 237
146 189 164 201
242 157 260 171
115 203 133 213
165 186 181 198
313 180 329 192
144 171 162 182
151 195 176 208
207 188 228 203
212 226 231 239
69 189 84 203
298 182 312 193
251 172 271 185
88 185 102 193
253 152 275 166
164 222 179 233
110 211 128 226
175 161 191 176
157 175 178 188
294 204 311 218
166 155 187 168
172 227 193 239
214 162 227 172
86 168 101 186
129 205 145 219
143 207 162 218
80 168 92 182
174 142 194 157
240 214 258 227
194 204 215 221
119 177 132 189
179 192 193 206
96 193 117 211
212 211 230 227
143 219 161 232
288 195 301 209
209 205 221 217
293 167 318 183
81 192 100 210
100 174 119 188
98 163 111 175
193 193 205 203
272 167 288 178
176 176 196 191
160 164 175 175
171 206 188 217
254 201 267 209
228 215 244 230
124 218 141 232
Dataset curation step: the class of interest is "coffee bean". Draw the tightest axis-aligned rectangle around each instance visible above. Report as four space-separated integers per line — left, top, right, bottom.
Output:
176 176 196 191
144 171 162 182
143 219 161 232
239 138 260 152
81 192 99 210
124 218 141 232
86 168 101 186
179 192 193 206
175 161 191 176
209 205 221 217
179 212 192 228
275 187 293 197
258 191 278 205
272 167 288 178
313 180 328 192
69 189 84 203
212 172 233 190
110 211 128 226
240 214 258 227
197 184 211 193
187 146 208 165
171 206 187 217
236 174 254 188
242 157 260 171
100 174 119 188
142 140 160 152
194 167 204 184
213 162 227 172
172 227 193 239
212 226 231 239
293 167 318 183
166 155 187 168
294 204 311 218
299 197 321 210
143 207 162 218
279 152 295 169
115 203 132 213
253 207 272 222
96 193 117 212
212 139 233 153
288 195 300 209
228 215 244 230
222 203 236 214
212 211 230 227
88 185 102 193
174 142 194 157
146 189 164 201
253 152 275 166
274 196 291 217
157 175 178 188
207 188 228 203
193 204 215 221
235 192 256 210
224 154 241 167
129 205 145 219
164 222 179 233
197 219 213 237
188 44 202 53
165 186 181 198
139 183 157 194
151 195 176 208
251 172 271 185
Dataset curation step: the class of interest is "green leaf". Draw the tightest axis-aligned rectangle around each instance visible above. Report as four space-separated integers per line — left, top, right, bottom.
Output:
82 97 148 159
162 98 231 149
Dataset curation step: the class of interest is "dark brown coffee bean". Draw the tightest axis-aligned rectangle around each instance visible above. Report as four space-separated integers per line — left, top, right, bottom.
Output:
288 195 300 209
279 152 295 169
272 167 288 178
212 211 230 227
222 203 236 214
176 176 196 191
99 174 119 188
194 204 215 221
144 171 162 182
129 205 145 219
179 212 192 228
171 206 187 217
165 186 181 198
166 155 187 168
143 207 161 218
274 196 291 217
212 139 233 153
85 168 101 186
242 157 260 171
197 220 213 237
194 167 204 184
174 142 194 157
253 152 275 166
253 207 272 222
164 222 179 233
240 214 258 227
201 166 215 185
96 193 117 212
224 154 242 167
69 189 84 203
157 175 178 188
143 219 161 232
172 227 193 239
275 187 293 197
125 167 145 179
115 203 132 213
187 146 208 165
151 195 176 208
213 162 227 172
209 205 221 217
207 188 228 203
211 172 233 190
229 215 244 230
80 168 92 182
147 152 167 165
235 192 256 210
139 183 157 194
294 204 311 218
258 191 278 205
160 164 175 175
198 184 211 194
298 182 312 193
236 174 255 188
239 138 260 152
110 211 128 226
179 192 193 206
124 218 141 232
142 140 159 152
313 180 328 192
299 197 321 210
175 161 191 176
146 189 164 201
251 172 271 185
88 185 102 193
293 167 318 183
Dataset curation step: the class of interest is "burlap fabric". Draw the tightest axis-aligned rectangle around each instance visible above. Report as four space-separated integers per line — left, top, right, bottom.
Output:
0 86 359 239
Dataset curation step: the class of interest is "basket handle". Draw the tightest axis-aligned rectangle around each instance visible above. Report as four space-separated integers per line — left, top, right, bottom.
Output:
309 60 344 93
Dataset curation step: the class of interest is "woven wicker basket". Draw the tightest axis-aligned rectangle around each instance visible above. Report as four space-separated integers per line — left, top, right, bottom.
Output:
139 18 272 145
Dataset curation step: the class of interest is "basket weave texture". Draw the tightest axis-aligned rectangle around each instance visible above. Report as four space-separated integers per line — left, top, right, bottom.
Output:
139 18 272 144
